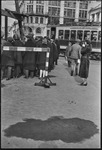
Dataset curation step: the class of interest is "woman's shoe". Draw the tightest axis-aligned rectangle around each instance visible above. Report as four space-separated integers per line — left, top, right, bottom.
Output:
83 82 87 86
80 82 87 86
71 70 73 76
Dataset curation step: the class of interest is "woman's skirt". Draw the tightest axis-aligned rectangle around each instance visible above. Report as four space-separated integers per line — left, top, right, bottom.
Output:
79 56 90 78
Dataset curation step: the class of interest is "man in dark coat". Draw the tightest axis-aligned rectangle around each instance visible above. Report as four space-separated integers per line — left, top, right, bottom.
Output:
55 39 60 63
13 33 24 77
1 37 15 80
1 32 7 79
23 33 36 78
51 39 58 66
47 38 54 72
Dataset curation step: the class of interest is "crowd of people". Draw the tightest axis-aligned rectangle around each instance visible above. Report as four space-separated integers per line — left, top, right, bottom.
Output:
1 32 60 80
65 38 92 86
1 30 92 86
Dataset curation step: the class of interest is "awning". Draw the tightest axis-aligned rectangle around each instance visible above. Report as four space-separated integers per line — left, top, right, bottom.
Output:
1 9 28 20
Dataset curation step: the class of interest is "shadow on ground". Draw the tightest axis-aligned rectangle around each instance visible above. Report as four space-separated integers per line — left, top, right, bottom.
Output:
48 75 56 78
3 116 99 143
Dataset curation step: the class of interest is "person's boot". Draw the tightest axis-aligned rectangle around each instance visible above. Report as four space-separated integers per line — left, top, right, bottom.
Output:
16 65 21 78
6 67 12 80
24 70 29 78
1 70 4 80
71 70 73 76
30 71 34 78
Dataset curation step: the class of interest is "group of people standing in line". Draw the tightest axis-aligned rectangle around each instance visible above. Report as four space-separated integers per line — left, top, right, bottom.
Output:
65 38 92 86
1 30 92 86
1 32 60 80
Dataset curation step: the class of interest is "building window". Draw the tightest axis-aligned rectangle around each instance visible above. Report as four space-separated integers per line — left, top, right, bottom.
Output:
36 0 44 4
35 17 39 23
64 18 75 24
48 7 60 16
79 2 88 9
77 30 83 40
71 30 76 40
64 9 75 18
48 1 60 6
27 5 33 13
64 30 70 40
36 27 41 34
58 30 64 39
40 17 43 24
49 17 59 25
64 1 76 8
29 0 33 3
91 31 97 41
79 10 87 19
98 31 101 41
96 13 100 22
84 31 90 40
36 5 44 14
92 14 95 22
27 17 29 23
30 16 33 23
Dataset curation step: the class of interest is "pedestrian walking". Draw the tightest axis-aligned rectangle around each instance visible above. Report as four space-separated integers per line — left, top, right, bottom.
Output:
47 38 54 72
51 39 58 66
79 40 92 86
55 39 60 64
23 33 36 78
69 39 81 76
65 41 72 67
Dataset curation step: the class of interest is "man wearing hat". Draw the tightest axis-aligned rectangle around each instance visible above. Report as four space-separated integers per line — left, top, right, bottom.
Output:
23 33 36 78
69 39 82 76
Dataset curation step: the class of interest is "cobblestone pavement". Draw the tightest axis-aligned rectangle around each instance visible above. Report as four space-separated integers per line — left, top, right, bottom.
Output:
1 57 101 148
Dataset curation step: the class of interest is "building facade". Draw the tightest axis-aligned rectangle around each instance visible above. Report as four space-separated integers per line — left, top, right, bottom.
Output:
88 2 101 22
19 0 101 37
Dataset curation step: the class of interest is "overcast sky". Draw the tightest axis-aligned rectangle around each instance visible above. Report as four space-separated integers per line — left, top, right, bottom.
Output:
1 0 16 27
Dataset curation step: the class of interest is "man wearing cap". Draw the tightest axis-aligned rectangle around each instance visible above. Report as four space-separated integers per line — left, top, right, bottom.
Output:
69 39 82 76
23 33 36 78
